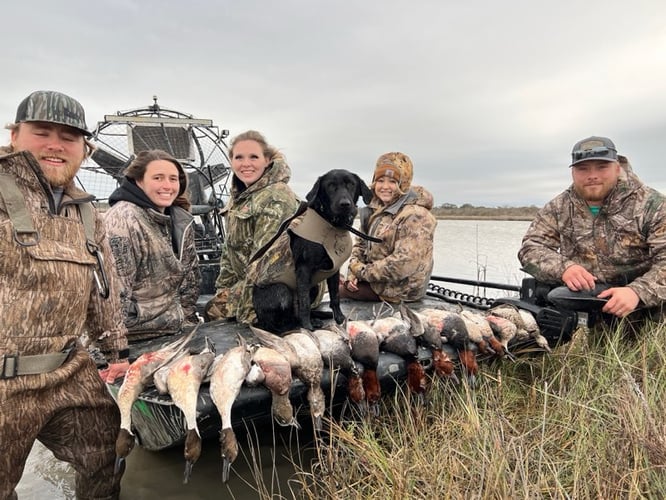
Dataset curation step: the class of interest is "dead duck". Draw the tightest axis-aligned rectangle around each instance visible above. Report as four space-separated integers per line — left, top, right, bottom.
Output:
488 304 530 342
346 319 381 414
208 334 255 483
371 312 426 398
418 308 479 384
250 326 325 431
153 337 216 484
517 309 551 352
246 346 299 428
459 309 504 357
114 327 197 477
457 308 493 355
403 306 459 384
485 314 518 359
308 325 364 406
370 315 418 359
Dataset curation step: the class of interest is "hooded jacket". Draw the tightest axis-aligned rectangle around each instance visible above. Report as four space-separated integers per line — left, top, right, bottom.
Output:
518 157 666 308
348 185 437 302
213 157 300 322
105 179 200 338
0 148 128 363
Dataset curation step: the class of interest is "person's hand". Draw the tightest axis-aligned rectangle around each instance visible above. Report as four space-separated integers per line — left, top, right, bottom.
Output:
99 360 130 383
562 264 596 291
344 276 359 292
348 261 365 278
598 286 640 318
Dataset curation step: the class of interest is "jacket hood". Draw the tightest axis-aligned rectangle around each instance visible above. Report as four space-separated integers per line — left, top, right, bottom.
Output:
109 178 157 210
369 184 434 214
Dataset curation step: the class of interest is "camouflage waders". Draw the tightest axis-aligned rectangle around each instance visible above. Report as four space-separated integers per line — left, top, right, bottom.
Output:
1 150 129 499
0 350 121 500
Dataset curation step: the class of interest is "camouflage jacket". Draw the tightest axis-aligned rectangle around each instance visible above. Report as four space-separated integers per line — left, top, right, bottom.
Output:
518 164 666 308
104 200 200 338
0 149 128 363
214 158 300 321
347 185 437 302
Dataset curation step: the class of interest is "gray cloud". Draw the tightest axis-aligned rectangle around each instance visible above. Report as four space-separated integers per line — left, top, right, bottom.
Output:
3 0 665 205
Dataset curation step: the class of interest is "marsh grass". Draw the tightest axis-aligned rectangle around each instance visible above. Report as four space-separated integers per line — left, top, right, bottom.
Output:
279 321 666 499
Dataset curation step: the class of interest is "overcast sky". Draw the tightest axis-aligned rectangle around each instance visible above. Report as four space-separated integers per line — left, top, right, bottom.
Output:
3 0 665 207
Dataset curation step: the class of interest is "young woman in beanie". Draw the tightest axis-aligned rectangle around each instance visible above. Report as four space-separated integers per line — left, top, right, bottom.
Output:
104 149 201 340
340 151 437 302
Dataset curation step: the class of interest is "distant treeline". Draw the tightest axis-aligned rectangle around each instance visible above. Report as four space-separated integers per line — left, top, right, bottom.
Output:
432 203 540 221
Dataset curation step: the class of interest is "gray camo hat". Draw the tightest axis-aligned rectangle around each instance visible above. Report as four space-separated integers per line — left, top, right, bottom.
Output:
15 90 91 137
570 136 618 167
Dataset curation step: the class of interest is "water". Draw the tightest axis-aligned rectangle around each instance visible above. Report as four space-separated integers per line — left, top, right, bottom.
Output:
432 219 531 297
433 219 531 283
16 219 531 499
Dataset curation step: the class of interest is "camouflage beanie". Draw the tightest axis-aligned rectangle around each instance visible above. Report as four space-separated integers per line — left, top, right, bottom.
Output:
15 90 91 137
373 152 413 192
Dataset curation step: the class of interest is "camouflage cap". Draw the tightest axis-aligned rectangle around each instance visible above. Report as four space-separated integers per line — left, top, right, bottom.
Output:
373 152 413 192
570 136 618 167
15 90 91 137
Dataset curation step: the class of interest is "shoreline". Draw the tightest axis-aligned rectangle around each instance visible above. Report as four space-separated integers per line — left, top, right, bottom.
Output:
433 215 534 221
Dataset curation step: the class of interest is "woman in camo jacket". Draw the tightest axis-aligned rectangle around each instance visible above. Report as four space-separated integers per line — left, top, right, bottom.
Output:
105 149 201 340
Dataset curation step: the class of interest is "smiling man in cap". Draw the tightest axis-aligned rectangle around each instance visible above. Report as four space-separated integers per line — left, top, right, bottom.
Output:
518 135 666 328
0 90 129 499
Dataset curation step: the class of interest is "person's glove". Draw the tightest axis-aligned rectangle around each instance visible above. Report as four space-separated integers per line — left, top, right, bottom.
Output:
205 288 231 321
348 261 366 279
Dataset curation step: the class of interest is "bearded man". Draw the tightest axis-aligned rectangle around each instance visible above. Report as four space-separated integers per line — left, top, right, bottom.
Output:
519 136 666 327
0 90 129 499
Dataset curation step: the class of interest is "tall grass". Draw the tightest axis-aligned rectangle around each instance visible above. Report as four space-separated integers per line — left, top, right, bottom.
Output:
284 321 666 499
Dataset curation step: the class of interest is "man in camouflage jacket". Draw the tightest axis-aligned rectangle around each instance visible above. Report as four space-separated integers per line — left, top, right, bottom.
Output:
0 91 129 499
206 155 300 323
519 136 666 319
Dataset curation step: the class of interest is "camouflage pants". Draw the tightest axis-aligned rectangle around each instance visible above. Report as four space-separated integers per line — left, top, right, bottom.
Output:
205 283 258 324
206 280 327 325
0 349 121 500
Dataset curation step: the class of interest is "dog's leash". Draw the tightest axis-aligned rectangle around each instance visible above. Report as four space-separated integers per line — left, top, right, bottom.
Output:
249 201 308 264
343 224 383 243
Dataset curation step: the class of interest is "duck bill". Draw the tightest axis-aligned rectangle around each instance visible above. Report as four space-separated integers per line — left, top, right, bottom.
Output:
222 456 232 483
313 415 322 432
114 456 126 478
503 347 517 362
289 418 301 430
180 460 192 484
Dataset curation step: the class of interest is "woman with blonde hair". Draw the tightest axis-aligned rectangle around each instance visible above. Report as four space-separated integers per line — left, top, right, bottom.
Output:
205 130 300 323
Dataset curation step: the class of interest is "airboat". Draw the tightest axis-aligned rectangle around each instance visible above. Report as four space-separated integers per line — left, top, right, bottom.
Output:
79 98 596 452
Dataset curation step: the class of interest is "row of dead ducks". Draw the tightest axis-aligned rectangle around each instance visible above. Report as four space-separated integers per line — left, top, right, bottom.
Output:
113 302 551 484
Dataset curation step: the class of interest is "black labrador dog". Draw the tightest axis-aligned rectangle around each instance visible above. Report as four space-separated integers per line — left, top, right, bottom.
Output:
252 169 373 333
